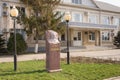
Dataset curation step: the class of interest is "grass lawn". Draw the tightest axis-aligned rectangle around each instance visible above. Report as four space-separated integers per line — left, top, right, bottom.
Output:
0 60 120 80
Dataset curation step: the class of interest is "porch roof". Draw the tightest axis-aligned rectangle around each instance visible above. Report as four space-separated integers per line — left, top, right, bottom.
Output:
69 22 117 30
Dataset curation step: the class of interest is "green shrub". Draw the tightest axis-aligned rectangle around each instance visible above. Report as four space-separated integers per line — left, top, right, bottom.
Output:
7 33 27 54
113 31 120 48
0 35 5 50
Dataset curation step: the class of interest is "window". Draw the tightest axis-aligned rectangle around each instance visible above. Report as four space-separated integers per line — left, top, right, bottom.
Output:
89 32 95 41
102 31 110 41
88 15 97 24
10 29 26 39
78 32 81 40
72 0 82 4
0 6 1 17
39 35 45 40
72 13 83 22
61 11 65 22
62 0 71 3
61 34 65 41
102 16 110 25
34 35 45 40
21 7 25 14
59 11 65 22
54 11 65 22
113 18 120 25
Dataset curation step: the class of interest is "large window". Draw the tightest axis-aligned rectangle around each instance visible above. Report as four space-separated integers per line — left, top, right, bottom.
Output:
88 15 98 24
34 35 45 40
72 0 82 4
78 32 81 40
72 12 83 22
102 31 110 41
89 32 95 41
113 18 120 26
0 6 1 17
102 16 110 25
10 29 26 39
60 11 65 22
54 11 65 22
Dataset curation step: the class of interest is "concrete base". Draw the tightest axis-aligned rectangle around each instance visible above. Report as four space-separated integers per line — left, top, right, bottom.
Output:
47 69 62 73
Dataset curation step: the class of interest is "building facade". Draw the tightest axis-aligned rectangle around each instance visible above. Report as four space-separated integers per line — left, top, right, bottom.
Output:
59 0 120 47
0 0 120 47
0 0 25 42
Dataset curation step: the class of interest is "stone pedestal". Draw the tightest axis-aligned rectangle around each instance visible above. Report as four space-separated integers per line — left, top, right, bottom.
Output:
46 30 62 72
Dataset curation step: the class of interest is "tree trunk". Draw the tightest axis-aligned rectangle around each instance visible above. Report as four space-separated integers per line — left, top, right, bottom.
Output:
35 42 38 53
34 31 39 53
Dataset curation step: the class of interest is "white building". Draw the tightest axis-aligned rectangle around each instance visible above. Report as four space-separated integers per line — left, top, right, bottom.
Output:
0 0 120 47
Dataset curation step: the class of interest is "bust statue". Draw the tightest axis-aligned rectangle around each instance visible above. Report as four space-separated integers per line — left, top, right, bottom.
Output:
46 30 59 44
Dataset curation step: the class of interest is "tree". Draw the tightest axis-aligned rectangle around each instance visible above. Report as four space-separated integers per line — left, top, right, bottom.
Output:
7 33 27 54
19 0 65 53
113 31 120 48
0 35 5 50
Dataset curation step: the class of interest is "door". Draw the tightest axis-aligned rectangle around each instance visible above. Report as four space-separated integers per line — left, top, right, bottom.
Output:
73 31 82 46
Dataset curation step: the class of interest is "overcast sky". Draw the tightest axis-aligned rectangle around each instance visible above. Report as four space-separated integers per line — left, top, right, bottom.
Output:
96 0 120 7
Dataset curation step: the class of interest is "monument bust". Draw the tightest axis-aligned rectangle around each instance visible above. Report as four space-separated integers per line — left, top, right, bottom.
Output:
46 30 59 44
45 30 62 72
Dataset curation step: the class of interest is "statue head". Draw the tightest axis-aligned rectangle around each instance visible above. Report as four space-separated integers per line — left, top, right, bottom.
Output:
46 30 59 44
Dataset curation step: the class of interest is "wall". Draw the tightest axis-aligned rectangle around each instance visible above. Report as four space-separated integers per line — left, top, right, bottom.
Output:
62 0 71 3
82 0 97 8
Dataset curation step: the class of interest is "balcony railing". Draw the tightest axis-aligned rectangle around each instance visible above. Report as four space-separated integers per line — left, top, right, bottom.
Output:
69 22 117 30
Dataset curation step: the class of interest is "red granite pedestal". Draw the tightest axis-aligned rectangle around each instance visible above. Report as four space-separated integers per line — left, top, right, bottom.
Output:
46 30 62 72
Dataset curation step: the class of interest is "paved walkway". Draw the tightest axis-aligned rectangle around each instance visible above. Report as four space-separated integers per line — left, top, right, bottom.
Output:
0 49 120 62
104 76 120 80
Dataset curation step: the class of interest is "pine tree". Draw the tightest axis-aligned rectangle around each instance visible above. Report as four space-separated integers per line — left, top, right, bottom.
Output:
19 0 65 34
7 33 27 54
19 0 65 53
113 31 120 48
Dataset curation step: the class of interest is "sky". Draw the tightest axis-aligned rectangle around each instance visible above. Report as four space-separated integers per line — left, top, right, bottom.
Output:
96 0 120 7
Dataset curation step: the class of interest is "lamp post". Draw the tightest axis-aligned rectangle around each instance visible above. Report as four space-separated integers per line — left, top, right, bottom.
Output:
10 5 19 71
64 12 71 64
